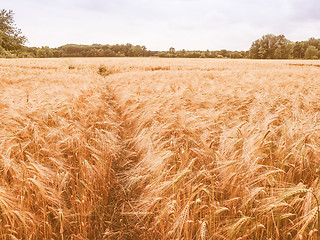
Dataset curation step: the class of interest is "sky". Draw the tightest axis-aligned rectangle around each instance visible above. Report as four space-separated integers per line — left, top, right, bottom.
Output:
3 0 320 51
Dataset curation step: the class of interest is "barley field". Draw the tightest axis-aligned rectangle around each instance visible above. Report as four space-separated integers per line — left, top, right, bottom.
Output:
1 58 320 239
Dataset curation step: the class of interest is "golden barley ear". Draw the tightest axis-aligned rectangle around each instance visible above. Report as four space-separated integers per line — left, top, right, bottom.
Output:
200 221 207 240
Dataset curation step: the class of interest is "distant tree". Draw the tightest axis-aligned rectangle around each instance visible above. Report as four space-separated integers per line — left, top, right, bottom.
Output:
125 43 133 55
249 34 291 59
230 51 243 59
103 48 117 57
23 46 37 57
169 47 175 54
204 50 210 58
249 39 260 58
292 42 304 59
304 46 319 59
128 45 144 57
185 51 201 58
218 49 229 58
36 48 47 58
176 50 186 58
274 42 292 59
307 37 320 49
0 9 26 52
110 44 123 54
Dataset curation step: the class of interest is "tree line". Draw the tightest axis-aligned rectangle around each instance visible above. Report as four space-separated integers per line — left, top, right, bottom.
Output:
22 45 248 59
157 35 320 59
249 34 320 59
23 44 152 58
1 9 320 59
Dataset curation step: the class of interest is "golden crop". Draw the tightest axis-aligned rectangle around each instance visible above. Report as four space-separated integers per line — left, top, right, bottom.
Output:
1 58 320 239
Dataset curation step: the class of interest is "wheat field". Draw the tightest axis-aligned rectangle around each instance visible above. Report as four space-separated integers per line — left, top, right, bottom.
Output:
1 58 320 239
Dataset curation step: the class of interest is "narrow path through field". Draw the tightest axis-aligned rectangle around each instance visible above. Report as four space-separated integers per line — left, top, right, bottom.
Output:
0 62 144 239
100 83 143 239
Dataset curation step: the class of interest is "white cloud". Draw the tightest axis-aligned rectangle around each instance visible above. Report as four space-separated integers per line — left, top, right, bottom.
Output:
2 0 320 50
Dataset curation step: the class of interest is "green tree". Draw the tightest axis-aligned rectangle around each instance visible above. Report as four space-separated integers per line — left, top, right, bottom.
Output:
230 51 243 59
36 48 47 58
307 37 320 49
0 9 26 51
304 46 319 59
128 45 144 57
292 42 304 59
249 39 260 58
249 34 291 59
274 42 292 59
218 49 229 58
36 46 55 58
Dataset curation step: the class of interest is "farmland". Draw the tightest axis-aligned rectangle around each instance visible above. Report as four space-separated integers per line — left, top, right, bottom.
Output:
1 58 320 239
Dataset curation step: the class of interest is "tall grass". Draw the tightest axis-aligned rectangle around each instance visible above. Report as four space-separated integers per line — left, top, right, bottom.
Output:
108 61 320 239
1 58 320 239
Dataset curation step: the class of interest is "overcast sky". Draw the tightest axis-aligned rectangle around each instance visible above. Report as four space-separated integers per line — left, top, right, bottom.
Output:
3 0 320 50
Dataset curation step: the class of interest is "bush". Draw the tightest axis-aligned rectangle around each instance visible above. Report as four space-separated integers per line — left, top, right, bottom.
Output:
98 65 114 77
